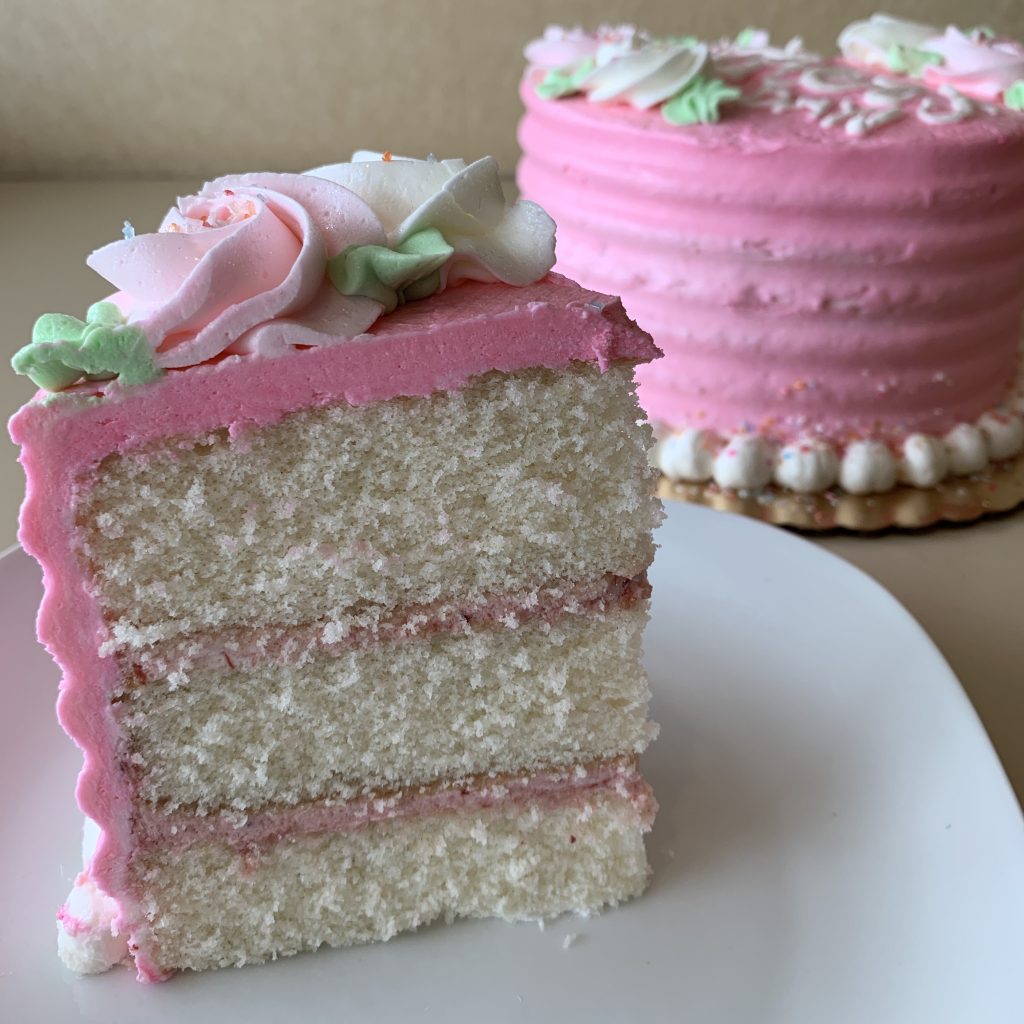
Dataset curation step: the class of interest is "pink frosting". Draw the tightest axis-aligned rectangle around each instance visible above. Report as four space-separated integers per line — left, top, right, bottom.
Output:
125 573 650 683
134 758 654 854
89 173 386 366
517 72 1024 444
9 272 657 983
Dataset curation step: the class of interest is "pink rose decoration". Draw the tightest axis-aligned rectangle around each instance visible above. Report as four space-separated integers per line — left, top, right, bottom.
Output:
86 174 388 367
921 27 1024 102
524 24 638 70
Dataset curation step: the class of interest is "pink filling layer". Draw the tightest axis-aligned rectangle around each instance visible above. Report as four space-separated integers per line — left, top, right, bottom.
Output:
9 274 658 983
518 78 1024 442
134 757 655 854
122 573 651 684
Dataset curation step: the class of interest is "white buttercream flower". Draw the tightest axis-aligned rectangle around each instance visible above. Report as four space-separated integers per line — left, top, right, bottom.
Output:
838 14 940 71
583 41 709 109
307 155 556 288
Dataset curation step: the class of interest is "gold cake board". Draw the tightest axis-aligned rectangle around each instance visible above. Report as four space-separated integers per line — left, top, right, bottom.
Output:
657 452 1024 532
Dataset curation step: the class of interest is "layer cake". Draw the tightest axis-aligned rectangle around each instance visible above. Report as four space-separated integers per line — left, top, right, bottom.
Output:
518 18 1024 496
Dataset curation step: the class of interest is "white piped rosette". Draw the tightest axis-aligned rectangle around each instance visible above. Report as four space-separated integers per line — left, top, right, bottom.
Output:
654 403 1024 497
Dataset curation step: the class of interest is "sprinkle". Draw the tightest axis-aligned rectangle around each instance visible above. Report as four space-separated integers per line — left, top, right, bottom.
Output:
382 150 393 162
792 378 807 391
122 220 135 240
224 188 235 196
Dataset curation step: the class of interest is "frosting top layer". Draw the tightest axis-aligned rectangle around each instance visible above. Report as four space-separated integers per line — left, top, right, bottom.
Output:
12 155 557 392
523 18 1024 142
10 274 660 462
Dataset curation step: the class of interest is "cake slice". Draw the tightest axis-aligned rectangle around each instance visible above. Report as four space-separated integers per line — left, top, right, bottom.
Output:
9 154 662 980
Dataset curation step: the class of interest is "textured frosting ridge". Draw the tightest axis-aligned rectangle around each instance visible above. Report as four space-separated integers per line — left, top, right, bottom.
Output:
519 17 1024 494
13 154 556 391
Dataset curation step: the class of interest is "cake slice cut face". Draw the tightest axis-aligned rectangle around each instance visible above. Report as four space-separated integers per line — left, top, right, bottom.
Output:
9 157 662 980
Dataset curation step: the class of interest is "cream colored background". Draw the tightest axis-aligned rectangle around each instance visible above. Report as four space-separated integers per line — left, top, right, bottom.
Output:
1 3 1022 797
2 0 1023 179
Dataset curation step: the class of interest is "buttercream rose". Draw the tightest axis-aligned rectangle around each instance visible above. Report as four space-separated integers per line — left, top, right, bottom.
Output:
14 156 557 391
524 24 639 71
921 27 1024 102
88 174 387 365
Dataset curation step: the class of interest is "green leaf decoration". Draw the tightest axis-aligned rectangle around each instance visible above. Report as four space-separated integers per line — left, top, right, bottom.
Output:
535 57 596 100
327 227 455 313
662 76 742 125
1005 80 1024 111
735 28 762 46
12 302 161 392
885 43 943 77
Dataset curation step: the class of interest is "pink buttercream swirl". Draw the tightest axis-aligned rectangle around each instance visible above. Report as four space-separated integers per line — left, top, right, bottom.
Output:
87 173 387 368
922 28 1024 102
524 24 639 70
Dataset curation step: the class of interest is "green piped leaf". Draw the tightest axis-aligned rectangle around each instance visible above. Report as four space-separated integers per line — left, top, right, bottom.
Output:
535 57 596 100
13 305 161 392
327 227 454 313
85 300 126 326
32 313 87 344
885 43 942 76
662 76 741 125
1005 80 1024 111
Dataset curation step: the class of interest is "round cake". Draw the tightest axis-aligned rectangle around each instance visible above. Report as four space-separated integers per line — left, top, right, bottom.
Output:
517 19 1024 501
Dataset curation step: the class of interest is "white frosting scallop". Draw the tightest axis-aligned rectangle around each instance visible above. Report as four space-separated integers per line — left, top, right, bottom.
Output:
839 440 898 494
978 411 1024 460
655 395 1023 495
899 433 950 488
57 818 128 975
712 434 773 490
944 423 989 474
773 439 839 492
654 427 717 481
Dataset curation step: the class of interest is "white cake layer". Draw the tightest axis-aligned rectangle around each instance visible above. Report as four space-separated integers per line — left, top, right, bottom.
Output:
128 784 652 975
77 364 659 652
117 603 655 813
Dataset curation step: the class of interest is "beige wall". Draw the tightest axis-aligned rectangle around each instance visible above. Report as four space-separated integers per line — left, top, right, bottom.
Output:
2 0 1023 180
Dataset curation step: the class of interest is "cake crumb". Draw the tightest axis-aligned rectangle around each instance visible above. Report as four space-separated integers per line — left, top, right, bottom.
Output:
562 933 578 950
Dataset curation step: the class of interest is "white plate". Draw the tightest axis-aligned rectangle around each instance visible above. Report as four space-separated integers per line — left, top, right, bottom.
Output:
1 502 1022 1023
